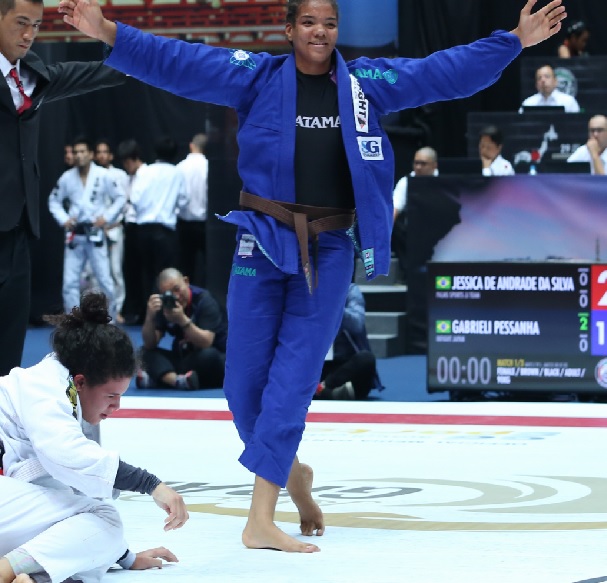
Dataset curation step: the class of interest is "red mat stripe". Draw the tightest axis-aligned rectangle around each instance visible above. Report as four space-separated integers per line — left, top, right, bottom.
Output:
113 409 607 427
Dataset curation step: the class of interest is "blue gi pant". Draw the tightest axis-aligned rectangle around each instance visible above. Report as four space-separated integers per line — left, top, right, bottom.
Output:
224 229 354 487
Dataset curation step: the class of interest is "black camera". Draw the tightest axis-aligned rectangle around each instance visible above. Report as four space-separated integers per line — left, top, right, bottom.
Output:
161 291 177 310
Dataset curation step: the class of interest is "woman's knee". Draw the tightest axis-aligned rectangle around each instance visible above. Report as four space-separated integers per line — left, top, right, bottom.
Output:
91 502 123 534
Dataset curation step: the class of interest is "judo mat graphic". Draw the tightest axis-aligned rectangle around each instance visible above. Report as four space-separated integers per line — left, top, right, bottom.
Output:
102 398 607 583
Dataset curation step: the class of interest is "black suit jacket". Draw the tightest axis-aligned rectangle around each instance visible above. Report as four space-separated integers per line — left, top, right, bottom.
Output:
0 51 125 238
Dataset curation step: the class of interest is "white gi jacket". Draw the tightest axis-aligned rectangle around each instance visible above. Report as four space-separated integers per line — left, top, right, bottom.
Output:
48 163 126 229
0 355 119 499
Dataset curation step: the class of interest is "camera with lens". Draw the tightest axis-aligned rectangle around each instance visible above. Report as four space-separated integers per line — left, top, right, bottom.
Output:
161 291 177 310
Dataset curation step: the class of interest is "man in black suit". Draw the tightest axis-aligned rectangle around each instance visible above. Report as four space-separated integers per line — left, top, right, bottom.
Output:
0 0 125 375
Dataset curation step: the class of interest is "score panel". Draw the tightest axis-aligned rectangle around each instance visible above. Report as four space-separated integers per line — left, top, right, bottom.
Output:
427 262 607 394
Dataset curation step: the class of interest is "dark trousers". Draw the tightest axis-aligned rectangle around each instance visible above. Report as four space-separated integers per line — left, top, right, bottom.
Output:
320 351 376 400
121 221 145 322
177 219 206 287
391 213 407 283
137 223 177 301
142 346 226 388
0 227 30 375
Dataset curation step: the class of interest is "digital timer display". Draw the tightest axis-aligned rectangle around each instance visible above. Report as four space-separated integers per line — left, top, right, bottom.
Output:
427 262 607 394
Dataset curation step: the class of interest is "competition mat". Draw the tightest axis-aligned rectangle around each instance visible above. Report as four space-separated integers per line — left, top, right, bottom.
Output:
100 398 607 583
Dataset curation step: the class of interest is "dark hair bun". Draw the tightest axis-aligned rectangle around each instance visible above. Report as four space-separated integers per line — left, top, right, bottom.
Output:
78 291 112 324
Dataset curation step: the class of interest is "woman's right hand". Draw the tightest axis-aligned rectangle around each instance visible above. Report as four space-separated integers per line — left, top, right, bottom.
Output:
58 0 118 46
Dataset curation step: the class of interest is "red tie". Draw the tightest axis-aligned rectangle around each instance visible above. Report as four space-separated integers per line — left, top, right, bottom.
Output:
8 68 32 114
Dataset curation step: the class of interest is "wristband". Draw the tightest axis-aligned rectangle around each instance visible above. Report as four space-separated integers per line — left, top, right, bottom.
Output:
118 549 136 570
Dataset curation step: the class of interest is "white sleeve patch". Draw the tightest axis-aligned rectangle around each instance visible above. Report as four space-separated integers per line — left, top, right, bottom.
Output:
350 75 369 134
357 137 384 161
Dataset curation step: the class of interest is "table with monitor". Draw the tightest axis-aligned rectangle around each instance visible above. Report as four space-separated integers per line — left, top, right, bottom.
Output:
467 111 591 173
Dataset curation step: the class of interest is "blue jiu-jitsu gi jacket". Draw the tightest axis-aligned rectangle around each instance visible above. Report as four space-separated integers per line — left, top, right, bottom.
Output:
106 24 521 279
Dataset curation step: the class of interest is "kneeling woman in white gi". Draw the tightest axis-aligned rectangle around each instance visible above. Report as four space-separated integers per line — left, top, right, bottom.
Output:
0 291 189 583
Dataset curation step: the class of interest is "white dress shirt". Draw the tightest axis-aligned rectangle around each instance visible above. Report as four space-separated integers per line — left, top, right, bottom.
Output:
393 169 439 213
567 145 607 175
0 53 35 111
176 152 208 221
519 89 580 113
130 161 188 229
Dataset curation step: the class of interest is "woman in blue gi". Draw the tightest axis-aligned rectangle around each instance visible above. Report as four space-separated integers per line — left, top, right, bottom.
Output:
58 0 566 553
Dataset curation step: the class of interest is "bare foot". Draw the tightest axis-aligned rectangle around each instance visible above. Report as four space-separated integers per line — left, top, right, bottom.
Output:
242 472 321 553
242 520 319 553
287 462 325 537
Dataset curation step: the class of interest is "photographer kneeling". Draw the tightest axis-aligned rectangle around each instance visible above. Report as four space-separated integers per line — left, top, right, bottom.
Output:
137 268 227 389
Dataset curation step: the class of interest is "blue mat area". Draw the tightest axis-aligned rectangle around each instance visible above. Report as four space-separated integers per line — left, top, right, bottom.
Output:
21 326 447 402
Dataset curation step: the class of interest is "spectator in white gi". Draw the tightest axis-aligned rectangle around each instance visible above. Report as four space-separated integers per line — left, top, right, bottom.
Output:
479 125 515 176
176 133 209 286
132 136 188 302
94 138 129 321
0 291 188 583
567 114 607 175
48 137 125 318
519 64 580 112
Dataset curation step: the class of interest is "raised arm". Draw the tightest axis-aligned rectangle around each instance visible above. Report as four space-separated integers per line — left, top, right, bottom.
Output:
510 0 566 48
58 0 117 45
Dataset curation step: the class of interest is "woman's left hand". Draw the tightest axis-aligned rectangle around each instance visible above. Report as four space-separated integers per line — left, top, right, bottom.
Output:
131 546 179 569
511 0 567 48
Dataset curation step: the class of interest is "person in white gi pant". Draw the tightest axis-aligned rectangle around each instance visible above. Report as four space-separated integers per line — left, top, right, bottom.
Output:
48 137 125 318
0 291 189 583
94 139 130 320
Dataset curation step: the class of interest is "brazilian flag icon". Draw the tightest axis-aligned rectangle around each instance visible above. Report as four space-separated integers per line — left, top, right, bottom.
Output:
436 320 452 334
436 276 452 290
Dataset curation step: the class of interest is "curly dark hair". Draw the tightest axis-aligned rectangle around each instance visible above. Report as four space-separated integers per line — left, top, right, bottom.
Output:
286 0 339 26
43 292 137 386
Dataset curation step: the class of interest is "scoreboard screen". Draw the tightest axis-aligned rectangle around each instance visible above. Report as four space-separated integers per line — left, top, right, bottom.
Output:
427 262 607 394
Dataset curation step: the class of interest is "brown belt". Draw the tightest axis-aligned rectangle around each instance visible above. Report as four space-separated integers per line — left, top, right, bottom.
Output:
239 191 355 293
